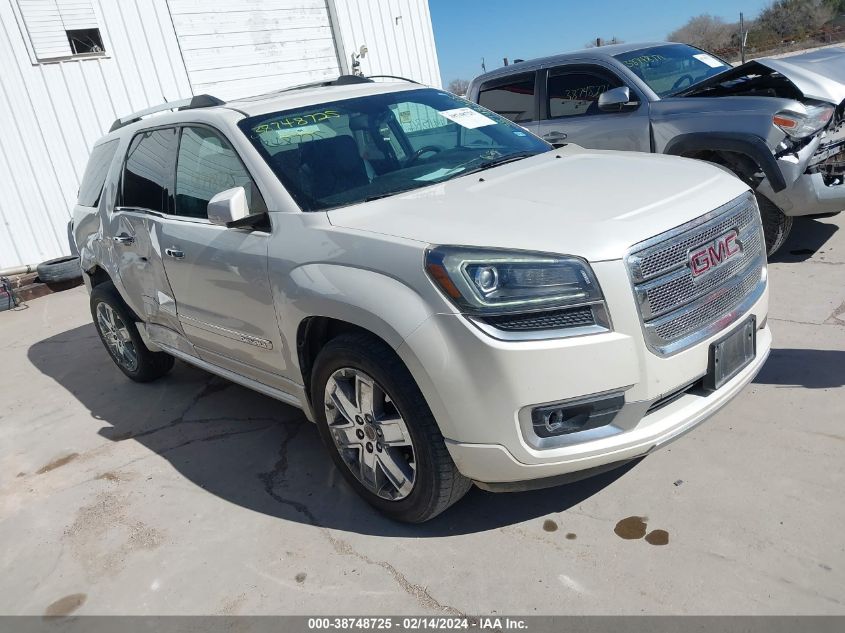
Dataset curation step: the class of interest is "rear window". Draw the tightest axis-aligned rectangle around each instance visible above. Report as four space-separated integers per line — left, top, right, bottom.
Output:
477 73 536 122
77 139 118 207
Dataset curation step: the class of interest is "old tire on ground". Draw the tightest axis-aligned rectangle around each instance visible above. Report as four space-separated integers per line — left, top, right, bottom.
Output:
311 332 472 523
36 256 82 283
756 192 793 256
90 282 174 382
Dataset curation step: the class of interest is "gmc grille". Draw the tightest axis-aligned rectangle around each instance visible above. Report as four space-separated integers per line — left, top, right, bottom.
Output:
626 192 766 356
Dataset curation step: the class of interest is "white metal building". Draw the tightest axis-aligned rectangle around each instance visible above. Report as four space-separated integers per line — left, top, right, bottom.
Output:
0 0 441 270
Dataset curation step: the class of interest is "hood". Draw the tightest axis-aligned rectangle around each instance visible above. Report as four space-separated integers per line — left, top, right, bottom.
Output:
327 147 749 262
680 48 845 105
758 47 845 104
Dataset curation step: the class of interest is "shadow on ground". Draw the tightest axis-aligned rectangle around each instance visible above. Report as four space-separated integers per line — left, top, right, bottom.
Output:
27 324 638 537
754 348 845 389
768 216 840 264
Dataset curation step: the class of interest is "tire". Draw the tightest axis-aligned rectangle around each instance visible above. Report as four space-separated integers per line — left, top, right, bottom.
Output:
755 192 793 256
90 282 174 382
311 332 472 523
36 256 82 283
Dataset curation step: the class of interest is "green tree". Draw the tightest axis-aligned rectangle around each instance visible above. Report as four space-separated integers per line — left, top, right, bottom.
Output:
756 0 836 39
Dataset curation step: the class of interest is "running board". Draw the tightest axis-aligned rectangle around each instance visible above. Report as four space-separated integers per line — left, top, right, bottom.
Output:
156 342 305 411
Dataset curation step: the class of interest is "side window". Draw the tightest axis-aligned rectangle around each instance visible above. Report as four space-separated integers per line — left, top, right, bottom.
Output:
78 139 118 207
121 128 178 213
546 67 623 119
477 73 536 123
175 126 267 219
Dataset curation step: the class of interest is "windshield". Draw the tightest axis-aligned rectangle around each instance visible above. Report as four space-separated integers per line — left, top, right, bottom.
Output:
614 44 731 97
238 88 549 211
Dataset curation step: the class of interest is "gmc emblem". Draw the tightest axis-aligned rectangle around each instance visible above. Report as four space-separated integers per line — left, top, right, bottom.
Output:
689 230 741 277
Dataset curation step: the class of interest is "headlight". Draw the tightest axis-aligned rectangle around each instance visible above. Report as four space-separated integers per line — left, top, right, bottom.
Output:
773 104 834 139
425 246 605 316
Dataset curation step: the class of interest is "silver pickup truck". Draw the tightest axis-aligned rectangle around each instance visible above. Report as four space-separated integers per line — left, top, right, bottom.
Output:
467 42 845 255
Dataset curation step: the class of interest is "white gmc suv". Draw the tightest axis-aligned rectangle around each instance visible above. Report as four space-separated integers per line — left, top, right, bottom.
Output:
73 77 771 522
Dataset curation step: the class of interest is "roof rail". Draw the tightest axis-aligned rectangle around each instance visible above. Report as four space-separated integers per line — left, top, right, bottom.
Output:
235 74 375 102
367 75 420 84
333 74 373 85
281 74 373 92
108 94 225 132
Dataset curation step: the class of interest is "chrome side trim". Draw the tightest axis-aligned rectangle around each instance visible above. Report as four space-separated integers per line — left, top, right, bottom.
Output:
180 313 273 350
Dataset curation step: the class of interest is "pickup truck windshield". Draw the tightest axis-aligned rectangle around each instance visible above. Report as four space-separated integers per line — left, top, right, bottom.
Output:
238 88 549 211
614 44 731 98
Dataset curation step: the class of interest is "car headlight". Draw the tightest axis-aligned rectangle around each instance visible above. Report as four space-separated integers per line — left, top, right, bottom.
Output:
424 246 606 317
773 104 834 139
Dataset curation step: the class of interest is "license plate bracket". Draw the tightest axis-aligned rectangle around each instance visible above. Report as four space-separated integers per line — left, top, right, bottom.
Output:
704 316 756 391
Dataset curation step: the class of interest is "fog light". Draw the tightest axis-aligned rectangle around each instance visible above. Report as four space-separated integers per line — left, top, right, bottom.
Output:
531 393 624 438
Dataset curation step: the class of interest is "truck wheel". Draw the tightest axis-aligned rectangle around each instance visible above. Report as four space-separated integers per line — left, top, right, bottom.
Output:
756 192 793 256
311 333 472 523
90 282 174 382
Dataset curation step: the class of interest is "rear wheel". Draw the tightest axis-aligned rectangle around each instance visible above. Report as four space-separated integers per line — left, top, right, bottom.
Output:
755 192 793 256
311 333 471 522
90 283 174 382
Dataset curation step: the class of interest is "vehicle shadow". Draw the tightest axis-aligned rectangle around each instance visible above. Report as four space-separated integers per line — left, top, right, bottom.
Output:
27 324 637 537
753 347 845 389
768 216 839 263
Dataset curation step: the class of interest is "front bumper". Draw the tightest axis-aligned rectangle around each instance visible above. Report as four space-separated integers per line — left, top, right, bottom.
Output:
446 325 770 485
759 171 845 217
396 259 770 486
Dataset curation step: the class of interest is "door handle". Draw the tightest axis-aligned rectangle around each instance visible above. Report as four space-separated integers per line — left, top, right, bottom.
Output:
542 131 568 141
112 234 135 245
165 248 184 259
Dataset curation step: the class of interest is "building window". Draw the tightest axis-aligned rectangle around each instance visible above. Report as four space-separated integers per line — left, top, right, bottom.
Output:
66 28 104 55
15 0 106 63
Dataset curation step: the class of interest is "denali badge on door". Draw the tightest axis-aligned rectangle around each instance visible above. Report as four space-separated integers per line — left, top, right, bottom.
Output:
689 229 741 278
705 317 756 391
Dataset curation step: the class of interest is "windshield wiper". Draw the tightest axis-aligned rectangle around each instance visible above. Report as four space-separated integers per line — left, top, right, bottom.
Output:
363 186 423 203
463 151 537 175
361 153 538 203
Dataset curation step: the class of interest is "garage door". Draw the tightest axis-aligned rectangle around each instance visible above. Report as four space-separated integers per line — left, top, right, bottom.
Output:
168 0 342 100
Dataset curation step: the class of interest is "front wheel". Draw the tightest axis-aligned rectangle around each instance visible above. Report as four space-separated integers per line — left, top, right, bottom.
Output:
90 282 174 382
756 192 793 256
311 333 471 523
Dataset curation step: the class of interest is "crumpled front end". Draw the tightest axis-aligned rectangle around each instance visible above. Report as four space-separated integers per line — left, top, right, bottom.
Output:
760 99 845 216
808 101 845 186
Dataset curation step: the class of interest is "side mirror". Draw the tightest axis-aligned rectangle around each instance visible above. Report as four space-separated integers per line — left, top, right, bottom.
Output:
598 86 638 112
208 187 250 226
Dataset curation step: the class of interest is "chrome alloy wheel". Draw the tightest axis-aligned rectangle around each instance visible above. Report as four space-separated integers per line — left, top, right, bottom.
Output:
324 368 417 501
96 302 139 372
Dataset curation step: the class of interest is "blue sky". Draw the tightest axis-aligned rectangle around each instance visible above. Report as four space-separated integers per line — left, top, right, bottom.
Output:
429 0 772 84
